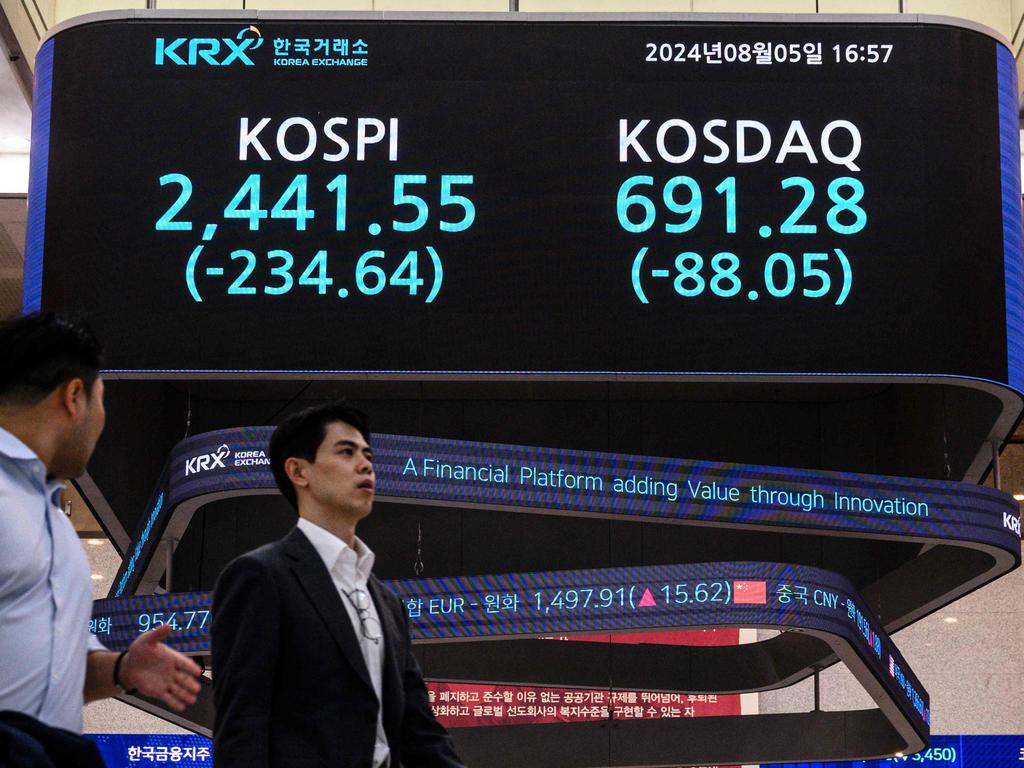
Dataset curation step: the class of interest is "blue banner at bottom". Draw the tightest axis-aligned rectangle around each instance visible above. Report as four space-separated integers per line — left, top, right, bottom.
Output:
768 735 1024 768
85 734 1023 768
86 735 210 766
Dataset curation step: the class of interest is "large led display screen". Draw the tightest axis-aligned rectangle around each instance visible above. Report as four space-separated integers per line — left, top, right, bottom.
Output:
27 15 1023 381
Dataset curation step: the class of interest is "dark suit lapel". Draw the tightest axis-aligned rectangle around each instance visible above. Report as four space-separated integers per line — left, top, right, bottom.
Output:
368 576 404 729
283 527 374 694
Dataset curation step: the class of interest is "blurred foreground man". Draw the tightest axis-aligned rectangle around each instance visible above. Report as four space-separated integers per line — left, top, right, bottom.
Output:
0 313 202 767
213 402 465 768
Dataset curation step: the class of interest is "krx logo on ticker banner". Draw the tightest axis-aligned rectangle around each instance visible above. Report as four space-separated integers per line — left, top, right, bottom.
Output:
185 445 231 476
155 26 263 66
184 444 271 476
1005 512 1022 537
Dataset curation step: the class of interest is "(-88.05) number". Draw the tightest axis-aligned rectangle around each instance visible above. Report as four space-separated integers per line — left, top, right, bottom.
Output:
631 248 852 305
672 251 846 301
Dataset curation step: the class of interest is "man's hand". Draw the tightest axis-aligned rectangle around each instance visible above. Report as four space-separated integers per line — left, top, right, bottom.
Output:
122 625 203 712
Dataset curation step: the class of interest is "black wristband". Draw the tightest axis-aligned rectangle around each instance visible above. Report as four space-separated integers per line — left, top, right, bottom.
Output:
113 651 137 696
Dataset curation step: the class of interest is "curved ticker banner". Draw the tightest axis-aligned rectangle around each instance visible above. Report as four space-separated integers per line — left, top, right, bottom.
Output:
110 428 1021 598
92 561 928 741
27 14 1023 384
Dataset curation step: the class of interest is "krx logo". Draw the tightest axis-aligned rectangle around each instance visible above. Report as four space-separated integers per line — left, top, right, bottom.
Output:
185 444 232 476
1004 511 1021 537
156 26 263 67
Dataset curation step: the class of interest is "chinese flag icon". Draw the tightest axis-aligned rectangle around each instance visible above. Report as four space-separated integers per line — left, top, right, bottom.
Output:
733 580 767 604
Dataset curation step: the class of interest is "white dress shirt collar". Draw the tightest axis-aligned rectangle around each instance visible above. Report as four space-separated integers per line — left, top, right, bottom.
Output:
295 517 375 586
294 517 390 767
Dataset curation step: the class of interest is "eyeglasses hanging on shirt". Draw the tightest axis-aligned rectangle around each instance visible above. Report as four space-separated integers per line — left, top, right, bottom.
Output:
344 588 383 645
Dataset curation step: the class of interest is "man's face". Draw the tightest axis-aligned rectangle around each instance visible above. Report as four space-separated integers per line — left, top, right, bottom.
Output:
52 376 106 479
302 420 375 519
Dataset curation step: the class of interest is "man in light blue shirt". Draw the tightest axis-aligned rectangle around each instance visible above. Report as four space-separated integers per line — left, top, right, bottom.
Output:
0 312 202 737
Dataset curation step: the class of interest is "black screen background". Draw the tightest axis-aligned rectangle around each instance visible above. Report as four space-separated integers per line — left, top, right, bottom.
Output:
40 20 1008 376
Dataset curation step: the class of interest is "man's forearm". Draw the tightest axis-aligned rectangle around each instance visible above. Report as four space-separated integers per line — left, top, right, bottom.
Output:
85 629 203 710
84 650 122 702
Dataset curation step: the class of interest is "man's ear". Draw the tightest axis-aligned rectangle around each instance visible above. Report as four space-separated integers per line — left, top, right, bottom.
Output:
284 457 309 489
57 378 87 420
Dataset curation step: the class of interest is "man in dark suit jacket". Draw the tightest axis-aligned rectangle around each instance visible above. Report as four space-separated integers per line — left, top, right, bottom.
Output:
212 402 465 768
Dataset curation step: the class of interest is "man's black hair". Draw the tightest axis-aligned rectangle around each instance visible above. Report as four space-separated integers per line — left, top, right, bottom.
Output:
268 401 370 510
0 312 104 407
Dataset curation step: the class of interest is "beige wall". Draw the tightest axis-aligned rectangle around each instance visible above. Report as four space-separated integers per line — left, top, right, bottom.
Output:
907 0 1012 40
55 0 143 25
820 0 899 12
760 564 1024 734
0 0 1009 62
24 0 1023 40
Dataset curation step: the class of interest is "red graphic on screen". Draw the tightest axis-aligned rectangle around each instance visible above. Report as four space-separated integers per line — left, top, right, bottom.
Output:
426 629 743 729
560 628 738 646
427 682 741 728
732 580 767 604
638 588 657 607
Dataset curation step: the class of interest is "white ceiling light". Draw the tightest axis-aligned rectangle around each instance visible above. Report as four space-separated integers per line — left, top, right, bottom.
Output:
90 573 103 581
0 154 29 194
1013 494 1024 501
2 136 29 150
943 616 958 623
